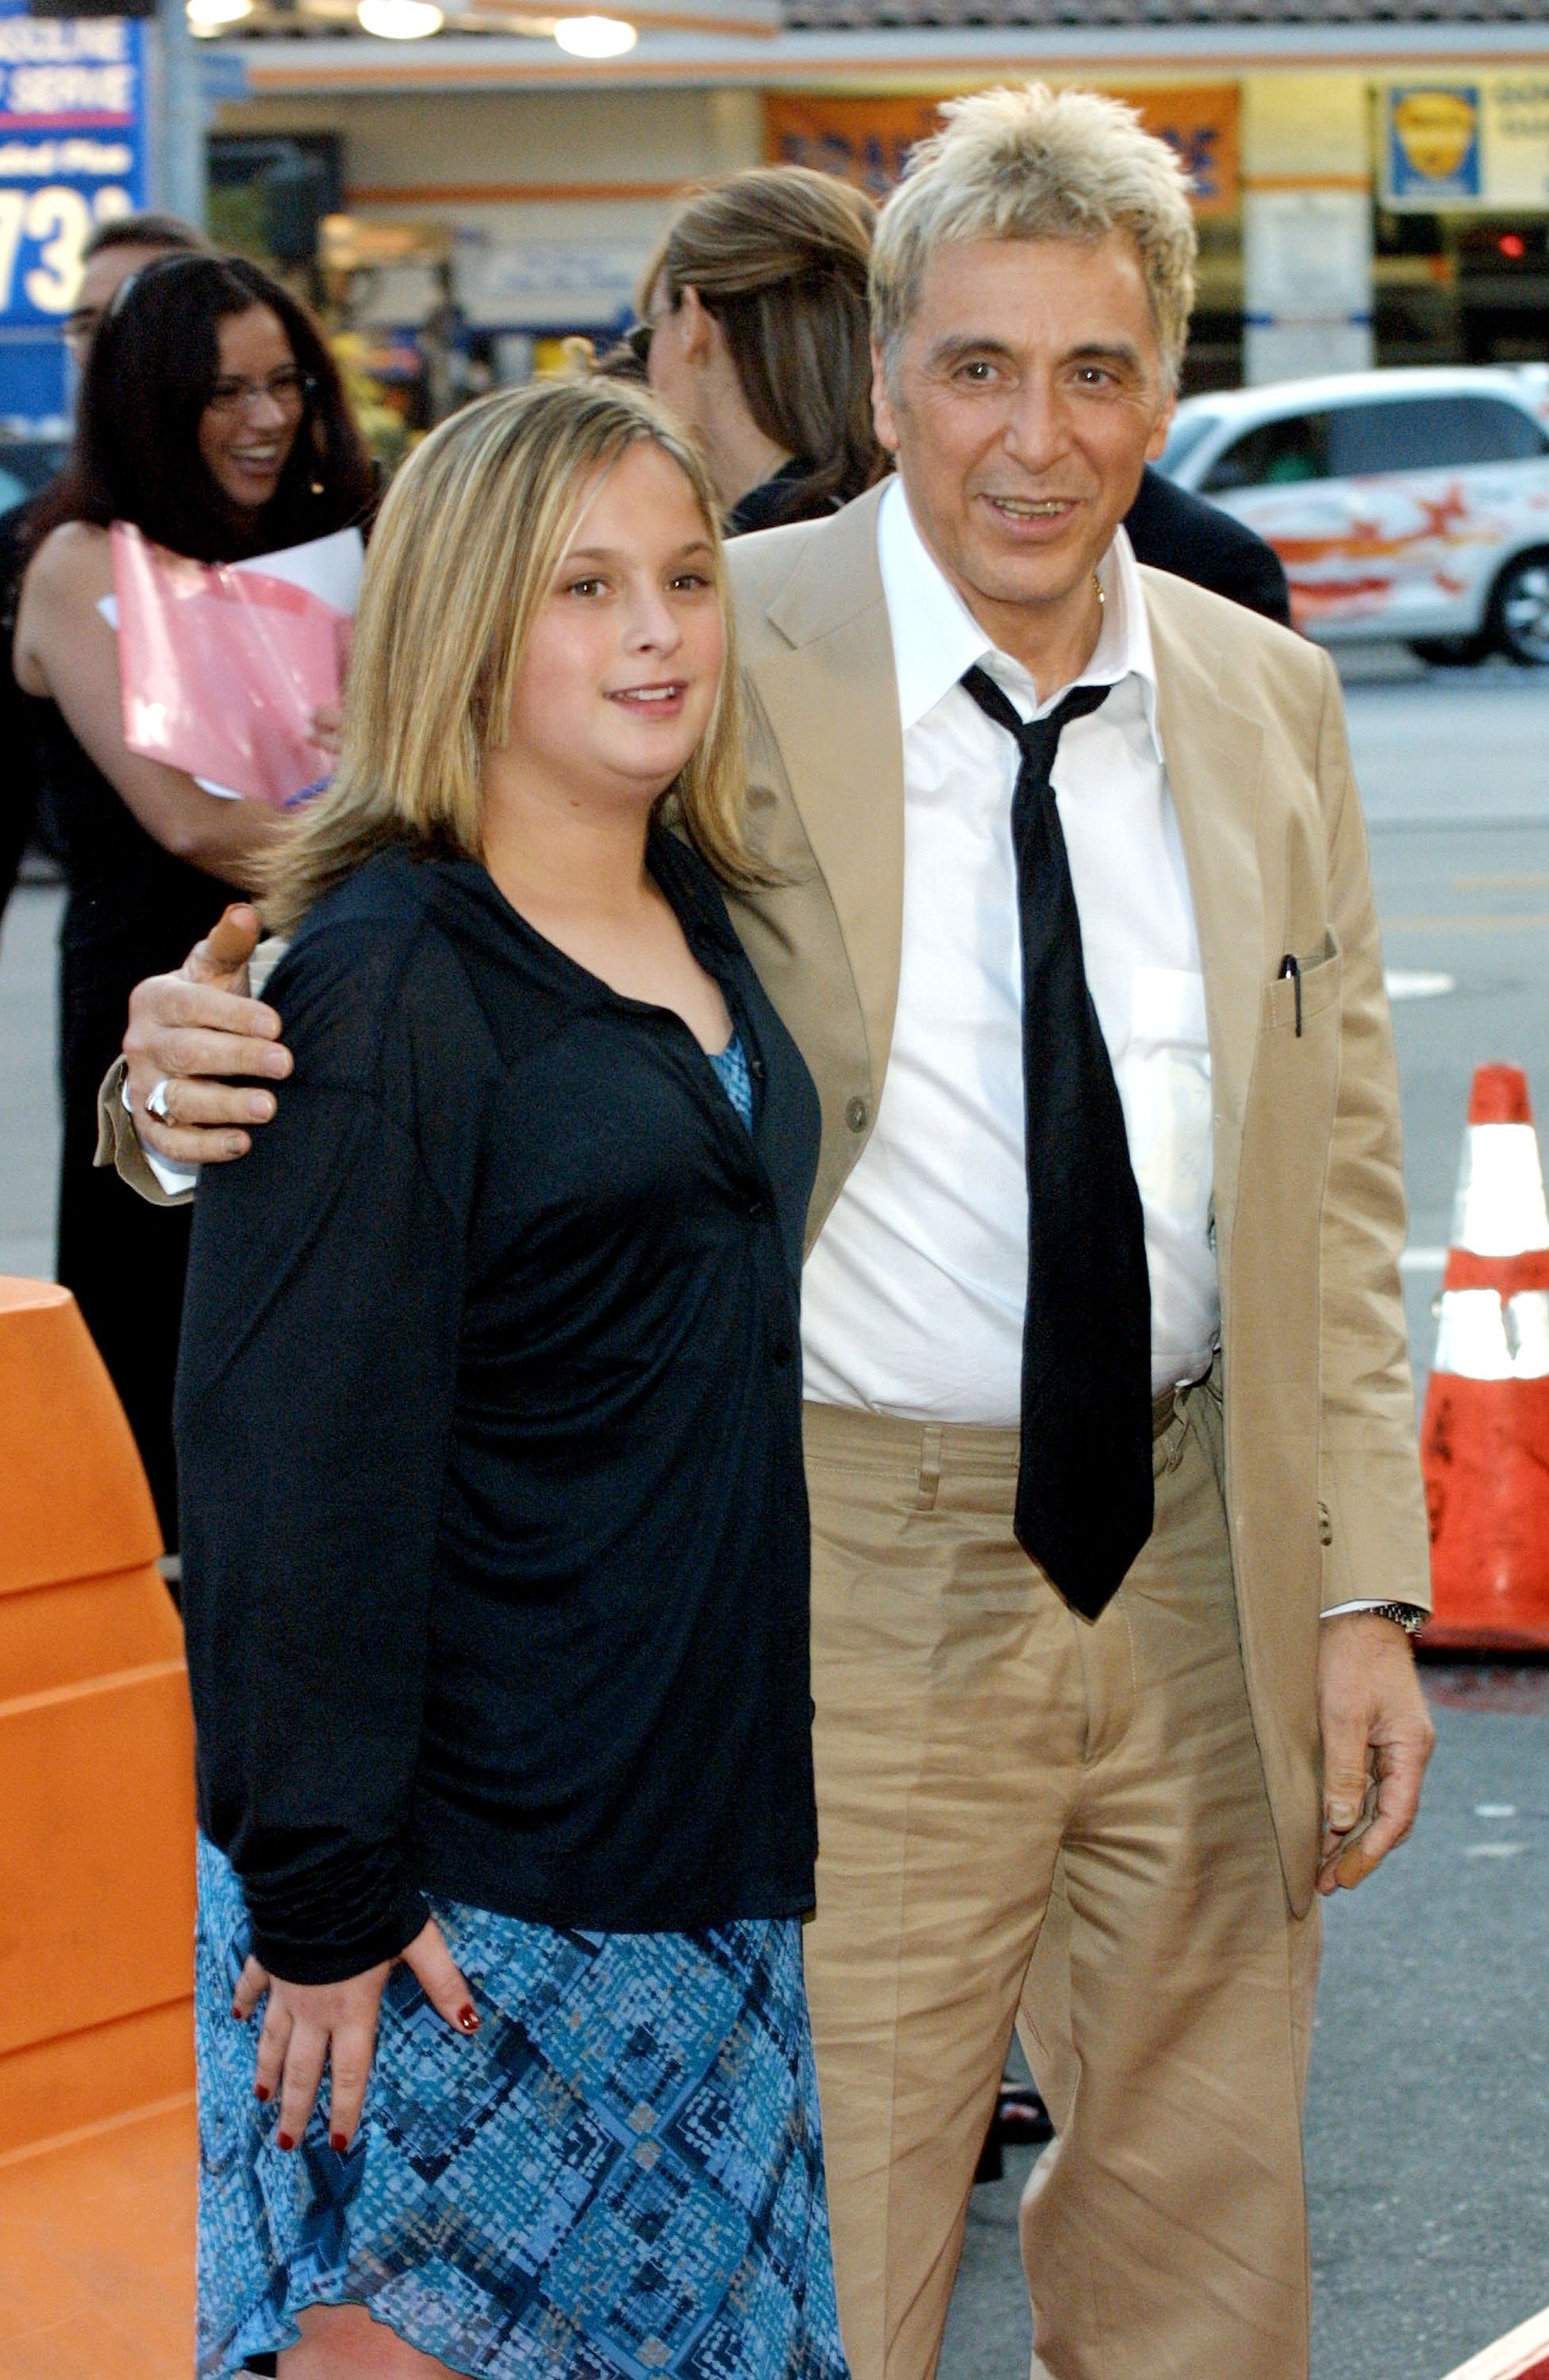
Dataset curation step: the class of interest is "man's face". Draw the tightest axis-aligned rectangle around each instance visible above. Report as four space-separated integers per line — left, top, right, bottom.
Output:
64 241 179 367
872 233 1175 652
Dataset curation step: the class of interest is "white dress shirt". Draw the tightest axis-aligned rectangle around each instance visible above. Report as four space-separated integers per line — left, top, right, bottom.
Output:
801 478 1220 1421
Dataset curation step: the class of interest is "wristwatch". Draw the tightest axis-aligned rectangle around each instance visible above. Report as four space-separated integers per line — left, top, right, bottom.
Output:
1366 1603 1426 1636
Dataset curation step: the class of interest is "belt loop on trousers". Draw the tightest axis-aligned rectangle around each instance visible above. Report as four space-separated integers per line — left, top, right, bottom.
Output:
1154 1354 1220 1470
916 1424 944 1513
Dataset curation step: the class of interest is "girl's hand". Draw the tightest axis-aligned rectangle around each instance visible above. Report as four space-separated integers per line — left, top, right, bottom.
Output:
233 1917 478 2153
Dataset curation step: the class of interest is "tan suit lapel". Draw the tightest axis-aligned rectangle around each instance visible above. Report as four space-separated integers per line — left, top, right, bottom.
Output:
744 485 906 1092
1142 569 1266 1258
738 532 1272 1276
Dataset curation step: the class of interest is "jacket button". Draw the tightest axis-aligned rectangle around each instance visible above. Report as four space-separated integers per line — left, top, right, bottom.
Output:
845 1096 868 1132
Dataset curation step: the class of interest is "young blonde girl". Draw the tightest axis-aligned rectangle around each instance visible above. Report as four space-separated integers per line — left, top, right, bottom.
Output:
179 378 846 2380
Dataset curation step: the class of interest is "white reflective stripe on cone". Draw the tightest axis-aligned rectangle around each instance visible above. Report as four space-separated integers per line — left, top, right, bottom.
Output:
1436 2300 1549 2380
1433 1288 1549 1380
1451 1123 1549 1256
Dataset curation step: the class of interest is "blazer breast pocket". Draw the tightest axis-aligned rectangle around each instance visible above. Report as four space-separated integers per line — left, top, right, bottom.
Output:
1263 933 1341 1034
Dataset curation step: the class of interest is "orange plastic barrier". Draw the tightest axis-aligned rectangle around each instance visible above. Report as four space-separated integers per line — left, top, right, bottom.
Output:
1420 1066 1549 1653
0 2101 194 2379
0 1278 195 2163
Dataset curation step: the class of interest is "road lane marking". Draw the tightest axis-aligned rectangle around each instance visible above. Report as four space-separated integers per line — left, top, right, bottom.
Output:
1386 970 1455 998
1401 1248 1447 1272
1382 915 1549 931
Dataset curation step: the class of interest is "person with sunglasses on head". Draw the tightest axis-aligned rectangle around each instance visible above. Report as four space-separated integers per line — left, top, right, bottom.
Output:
12 251 375 1555
628 166 888 538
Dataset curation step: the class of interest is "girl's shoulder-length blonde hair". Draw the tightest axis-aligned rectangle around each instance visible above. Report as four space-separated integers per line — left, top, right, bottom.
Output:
263 375 752 937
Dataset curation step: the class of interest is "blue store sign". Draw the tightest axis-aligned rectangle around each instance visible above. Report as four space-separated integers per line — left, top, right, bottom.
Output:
0 0 148 426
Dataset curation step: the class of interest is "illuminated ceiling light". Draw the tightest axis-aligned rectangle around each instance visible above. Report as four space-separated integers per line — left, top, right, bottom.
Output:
186 0 252 28
357 0 444 34
553 13 636 56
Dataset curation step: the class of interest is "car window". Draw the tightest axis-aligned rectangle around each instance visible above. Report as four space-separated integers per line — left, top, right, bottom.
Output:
1330 396 1548 475
1158 413 1218 477
1199 413 1332 494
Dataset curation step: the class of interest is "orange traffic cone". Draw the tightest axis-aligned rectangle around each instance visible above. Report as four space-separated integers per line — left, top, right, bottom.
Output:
1436 2298 1549 2380
1420 1064 1549 1652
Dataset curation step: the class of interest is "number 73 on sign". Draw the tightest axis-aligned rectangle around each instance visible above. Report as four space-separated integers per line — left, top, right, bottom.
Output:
0 182 129 315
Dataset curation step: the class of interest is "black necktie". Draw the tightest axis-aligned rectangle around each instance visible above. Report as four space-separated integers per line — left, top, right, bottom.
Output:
960 664 1153 1617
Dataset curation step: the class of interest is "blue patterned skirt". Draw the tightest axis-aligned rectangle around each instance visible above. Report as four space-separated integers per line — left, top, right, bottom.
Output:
195 1837 849 2380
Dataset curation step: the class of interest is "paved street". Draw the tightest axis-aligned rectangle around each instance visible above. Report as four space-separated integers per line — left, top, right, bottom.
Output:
2 652 1547 2379
1351 658 1549 1407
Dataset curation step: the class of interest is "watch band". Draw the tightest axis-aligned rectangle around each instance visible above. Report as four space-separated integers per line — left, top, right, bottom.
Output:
1366 1603 1426 1636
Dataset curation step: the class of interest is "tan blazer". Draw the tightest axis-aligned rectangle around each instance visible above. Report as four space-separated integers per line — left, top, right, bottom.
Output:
721 482 1432 1910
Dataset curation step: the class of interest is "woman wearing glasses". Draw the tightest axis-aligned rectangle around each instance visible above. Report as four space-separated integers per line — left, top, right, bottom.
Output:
12 253 375 1555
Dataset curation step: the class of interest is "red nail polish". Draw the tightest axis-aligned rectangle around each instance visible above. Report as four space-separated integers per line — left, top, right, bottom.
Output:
253 2084 271 2102
276 2131 296 2152
231 2003 244 2021
457 2003 480 2033
329 2131 348 2154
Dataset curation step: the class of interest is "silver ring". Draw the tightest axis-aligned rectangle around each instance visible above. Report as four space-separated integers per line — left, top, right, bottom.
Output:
145 1077 174 1123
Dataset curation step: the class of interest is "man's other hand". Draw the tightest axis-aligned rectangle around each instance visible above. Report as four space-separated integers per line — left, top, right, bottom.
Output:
1316 1612 1435 1894
123 903 292 1166
309 704 343 758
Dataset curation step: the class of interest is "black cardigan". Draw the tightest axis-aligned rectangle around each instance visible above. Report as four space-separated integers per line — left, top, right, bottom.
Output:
1123 465 1293 628
177 831 821 1981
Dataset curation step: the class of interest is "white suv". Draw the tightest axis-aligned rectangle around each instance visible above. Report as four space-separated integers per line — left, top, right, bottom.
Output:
1160 367 1549 665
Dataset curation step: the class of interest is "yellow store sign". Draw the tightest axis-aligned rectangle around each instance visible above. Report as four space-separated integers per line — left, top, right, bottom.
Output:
1383 79 1549 209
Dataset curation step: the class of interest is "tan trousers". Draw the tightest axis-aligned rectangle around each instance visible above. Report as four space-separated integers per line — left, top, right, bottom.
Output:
801 1372 1320 2380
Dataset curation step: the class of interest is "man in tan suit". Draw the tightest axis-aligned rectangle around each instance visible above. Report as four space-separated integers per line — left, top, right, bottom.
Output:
112 84 1432 2380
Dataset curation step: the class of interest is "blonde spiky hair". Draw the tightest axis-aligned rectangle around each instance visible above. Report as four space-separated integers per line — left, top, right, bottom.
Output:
871 83 1197 390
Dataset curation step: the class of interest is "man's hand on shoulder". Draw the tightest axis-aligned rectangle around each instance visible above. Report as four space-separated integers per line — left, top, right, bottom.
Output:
125 903 293 1166
1316 1612 1436 1894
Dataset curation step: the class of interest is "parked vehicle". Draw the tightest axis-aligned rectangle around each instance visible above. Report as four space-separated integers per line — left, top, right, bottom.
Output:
1159 367 1549 665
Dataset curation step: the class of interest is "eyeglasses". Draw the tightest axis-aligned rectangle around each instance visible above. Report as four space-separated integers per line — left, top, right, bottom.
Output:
624 321 654 368
205 367 317 417
63 306 101 352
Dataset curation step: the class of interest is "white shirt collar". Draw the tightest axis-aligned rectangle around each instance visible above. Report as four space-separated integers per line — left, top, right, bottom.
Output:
876 474 1162 756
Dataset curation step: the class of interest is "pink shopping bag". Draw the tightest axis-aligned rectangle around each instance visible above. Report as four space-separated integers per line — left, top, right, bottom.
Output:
111 521 357 808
